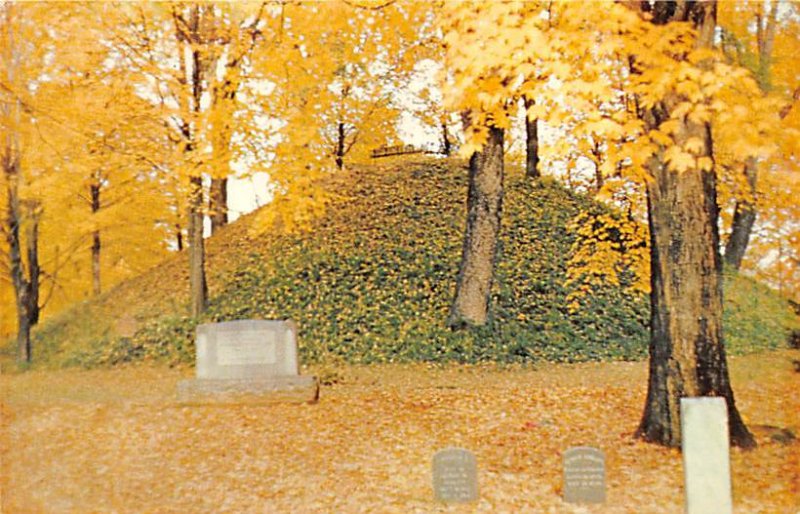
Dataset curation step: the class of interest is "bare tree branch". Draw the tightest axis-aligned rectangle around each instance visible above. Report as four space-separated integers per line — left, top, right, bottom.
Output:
342 0 397 10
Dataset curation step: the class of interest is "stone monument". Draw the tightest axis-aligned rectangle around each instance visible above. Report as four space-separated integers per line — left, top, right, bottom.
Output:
432 447 479 503
563 446 605 504
681 397 732 514
177 319 318 404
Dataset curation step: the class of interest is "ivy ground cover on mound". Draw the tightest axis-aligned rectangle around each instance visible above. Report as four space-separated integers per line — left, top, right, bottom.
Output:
23 159 797 369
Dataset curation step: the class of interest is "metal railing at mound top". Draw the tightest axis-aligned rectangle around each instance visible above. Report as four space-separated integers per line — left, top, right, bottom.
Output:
370 144 439 158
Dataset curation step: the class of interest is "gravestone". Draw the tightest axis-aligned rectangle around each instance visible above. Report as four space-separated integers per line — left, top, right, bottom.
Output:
177 319 318 404
563 446 605 504
681 397 732 514
115 313 138 338
432 448 478 503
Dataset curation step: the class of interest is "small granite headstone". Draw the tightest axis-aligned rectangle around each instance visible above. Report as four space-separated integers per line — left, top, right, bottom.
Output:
432 448 478 503
177 319 318 404
563 446 605 504
681 397 732 514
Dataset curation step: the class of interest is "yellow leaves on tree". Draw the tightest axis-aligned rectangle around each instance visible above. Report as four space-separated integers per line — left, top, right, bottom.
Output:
0 3 173 340
250 0 428 235
565 211 650 312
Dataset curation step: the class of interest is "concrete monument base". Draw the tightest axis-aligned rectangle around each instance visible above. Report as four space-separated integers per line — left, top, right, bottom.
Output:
177 375 319 405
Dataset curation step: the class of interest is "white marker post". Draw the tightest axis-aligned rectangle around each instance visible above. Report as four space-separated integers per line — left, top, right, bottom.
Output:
681 397 733 514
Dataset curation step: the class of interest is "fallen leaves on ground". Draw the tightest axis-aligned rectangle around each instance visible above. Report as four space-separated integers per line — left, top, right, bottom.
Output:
1 351 798 513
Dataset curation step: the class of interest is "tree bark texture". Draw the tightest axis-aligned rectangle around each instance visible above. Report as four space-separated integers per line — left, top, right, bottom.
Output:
634 0 755 449
723 158 757 271
523 96 540 179
209 177 228 234
448 126 504 328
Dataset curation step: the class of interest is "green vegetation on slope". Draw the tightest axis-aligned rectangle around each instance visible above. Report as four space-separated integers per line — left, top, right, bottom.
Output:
723 271 800 353
7 158 798 369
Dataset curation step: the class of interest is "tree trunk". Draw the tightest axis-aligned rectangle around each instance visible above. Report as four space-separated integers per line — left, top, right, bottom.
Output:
335 121 345 170
209 177 228 234
187 175 207 318
441 119 452 156
594 163 604 193
723 4 776 272
1 2 36 363
184 5 207 318
90 181 101 295
23 200 40 330
523 96 540 179
633 0 755 449
4 167 40 364
724 158 757 271
175 223 184 252
5 169 27 362
448 126 504 328
592 141 604 193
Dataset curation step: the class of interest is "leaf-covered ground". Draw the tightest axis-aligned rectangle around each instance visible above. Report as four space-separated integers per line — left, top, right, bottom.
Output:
2 351 798 513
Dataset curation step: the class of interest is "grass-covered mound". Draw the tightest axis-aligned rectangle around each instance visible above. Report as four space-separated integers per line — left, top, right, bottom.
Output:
10 158 799 368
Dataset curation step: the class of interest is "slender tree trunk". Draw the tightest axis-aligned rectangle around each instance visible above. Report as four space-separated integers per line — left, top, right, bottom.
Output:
185 5 207 318
92 230 101 295
592 142 604 193
209 177 228 233
4 163 28 362
175 223 184 252
90 182 101 295
1 2 36 363
523 96 540 179
335 121 345 170
23 200 40 329
441 119 452 156
594 165 604 193
724 158 757 270
722 3 777 272
4 169 40 364
448 125 504 328
188 175 207 318
633 0 754 449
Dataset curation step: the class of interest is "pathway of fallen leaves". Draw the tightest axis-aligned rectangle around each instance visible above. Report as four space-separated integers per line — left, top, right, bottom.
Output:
1 351 798 513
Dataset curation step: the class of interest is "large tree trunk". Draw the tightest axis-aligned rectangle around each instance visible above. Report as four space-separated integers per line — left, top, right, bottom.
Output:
187 175 207 318
634 0 755 449
724 158 757 270
209 177 228 233
90 181 101 295
448 125 504 328
523 96 540 179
